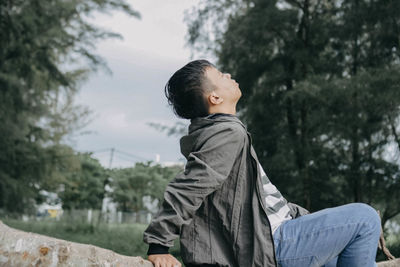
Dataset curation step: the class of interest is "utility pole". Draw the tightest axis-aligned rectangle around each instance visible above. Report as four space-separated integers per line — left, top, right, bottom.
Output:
101 147 115 225
109 148 114 169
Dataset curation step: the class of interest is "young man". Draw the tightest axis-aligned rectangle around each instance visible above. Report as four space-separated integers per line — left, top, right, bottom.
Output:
143 59 382 267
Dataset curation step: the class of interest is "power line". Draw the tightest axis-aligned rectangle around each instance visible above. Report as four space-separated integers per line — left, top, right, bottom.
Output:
113 154 140 164
84 148 152 168
114 149 150 161
80 148 150 161
90 148 113 154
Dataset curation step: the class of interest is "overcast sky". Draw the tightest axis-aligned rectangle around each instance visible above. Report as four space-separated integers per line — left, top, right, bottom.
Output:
67 0 205 168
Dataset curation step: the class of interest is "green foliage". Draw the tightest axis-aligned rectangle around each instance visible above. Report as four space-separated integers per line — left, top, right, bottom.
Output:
59 153 106 210
110 162 183 213
0 0 140 212
186 0 400 226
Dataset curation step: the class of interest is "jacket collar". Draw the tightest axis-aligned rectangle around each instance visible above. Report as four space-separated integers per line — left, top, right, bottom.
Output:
188 113 247 134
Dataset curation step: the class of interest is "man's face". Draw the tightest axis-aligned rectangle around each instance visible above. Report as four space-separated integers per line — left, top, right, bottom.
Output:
204 66 242 105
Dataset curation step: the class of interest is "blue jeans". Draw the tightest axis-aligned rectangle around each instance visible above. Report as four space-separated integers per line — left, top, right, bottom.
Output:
272 203 381 267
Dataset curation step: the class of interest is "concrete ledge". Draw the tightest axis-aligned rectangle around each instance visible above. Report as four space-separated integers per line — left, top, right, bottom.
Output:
0 220 153 267
377 258 400 267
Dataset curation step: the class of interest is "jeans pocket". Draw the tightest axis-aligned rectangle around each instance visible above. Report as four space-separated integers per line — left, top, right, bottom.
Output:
277 255 319 267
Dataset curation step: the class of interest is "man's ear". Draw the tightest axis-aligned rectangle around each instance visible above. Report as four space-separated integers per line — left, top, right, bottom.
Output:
208 91 224 105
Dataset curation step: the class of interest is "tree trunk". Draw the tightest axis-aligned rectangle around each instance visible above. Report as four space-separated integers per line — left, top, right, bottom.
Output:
0 220 152 267
350 131 362 202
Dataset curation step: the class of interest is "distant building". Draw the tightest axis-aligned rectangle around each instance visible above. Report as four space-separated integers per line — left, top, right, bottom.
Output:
36 190 63 220
154 153 185 168
160 161 185 167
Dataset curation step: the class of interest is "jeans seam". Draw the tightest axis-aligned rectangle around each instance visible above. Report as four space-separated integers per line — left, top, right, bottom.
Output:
278 254 317 260
280 221 365 242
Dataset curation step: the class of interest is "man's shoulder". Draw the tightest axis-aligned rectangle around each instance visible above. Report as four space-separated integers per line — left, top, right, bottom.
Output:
191 121 247 152
180 119 248 158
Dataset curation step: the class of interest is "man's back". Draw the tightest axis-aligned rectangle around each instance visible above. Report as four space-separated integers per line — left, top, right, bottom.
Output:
143 113 279 266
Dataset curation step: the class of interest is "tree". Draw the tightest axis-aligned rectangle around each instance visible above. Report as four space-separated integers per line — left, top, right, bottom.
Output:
185 0 400 221
0 0 140 213
111 162 183 216
59 153 106 210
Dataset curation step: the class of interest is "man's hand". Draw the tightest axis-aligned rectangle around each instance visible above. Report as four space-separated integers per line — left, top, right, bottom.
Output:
147 254 182 267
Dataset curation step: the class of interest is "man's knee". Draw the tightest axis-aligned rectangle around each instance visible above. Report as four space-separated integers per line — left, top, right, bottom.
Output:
350 203 381 232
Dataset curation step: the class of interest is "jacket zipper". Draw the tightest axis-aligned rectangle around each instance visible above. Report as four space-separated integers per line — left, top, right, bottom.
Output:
247 132 278 267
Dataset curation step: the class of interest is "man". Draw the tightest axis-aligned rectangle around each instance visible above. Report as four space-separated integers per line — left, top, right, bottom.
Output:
143 59 381 267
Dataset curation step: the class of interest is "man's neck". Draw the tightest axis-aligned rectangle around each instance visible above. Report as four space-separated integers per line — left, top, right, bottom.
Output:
208 106 236 116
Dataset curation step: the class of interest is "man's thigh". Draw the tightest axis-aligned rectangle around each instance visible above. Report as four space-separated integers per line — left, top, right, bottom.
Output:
272 203 380 267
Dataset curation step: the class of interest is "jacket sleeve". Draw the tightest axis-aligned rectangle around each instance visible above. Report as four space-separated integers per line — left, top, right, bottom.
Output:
287 202 310 218
143 126 245 249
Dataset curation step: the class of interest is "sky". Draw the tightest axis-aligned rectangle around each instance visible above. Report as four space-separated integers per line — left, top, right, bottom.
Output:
67 0 205 168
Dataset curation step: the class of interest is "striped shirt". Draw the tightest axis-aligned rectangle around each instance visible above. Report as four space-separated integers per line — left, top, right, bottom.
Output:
258 162 292 234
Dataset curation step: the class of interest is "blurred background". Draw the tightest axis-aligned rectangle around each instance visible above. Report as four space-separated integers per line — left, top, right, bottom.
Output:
1 0 399 262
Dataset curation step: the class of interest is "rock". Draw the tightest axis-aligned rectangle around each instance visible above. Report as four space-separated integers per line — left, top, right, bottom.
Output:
0 220 153 267
377 259 400 267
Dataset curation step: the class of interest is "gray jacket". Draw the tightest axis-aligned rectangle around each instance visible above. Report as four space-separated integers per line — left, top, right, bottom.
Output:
143 114 309 266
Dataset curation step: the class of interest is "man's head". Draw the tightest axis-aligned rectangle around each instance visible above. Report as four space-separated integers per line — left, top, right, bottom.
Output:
164 59 241 119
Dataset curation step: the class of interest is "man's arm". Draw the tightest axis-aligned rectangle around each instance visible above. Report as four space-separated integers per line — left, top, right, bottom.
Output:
143 126 245 252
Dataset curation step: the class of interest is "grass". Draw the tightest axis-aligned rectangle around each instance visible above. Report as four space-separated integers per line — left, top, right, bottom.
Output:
2 218 182 262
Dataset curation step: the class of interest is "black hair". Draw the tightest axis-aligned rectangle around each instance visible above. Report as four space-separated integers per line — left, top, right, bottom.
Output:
164 59 216 119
